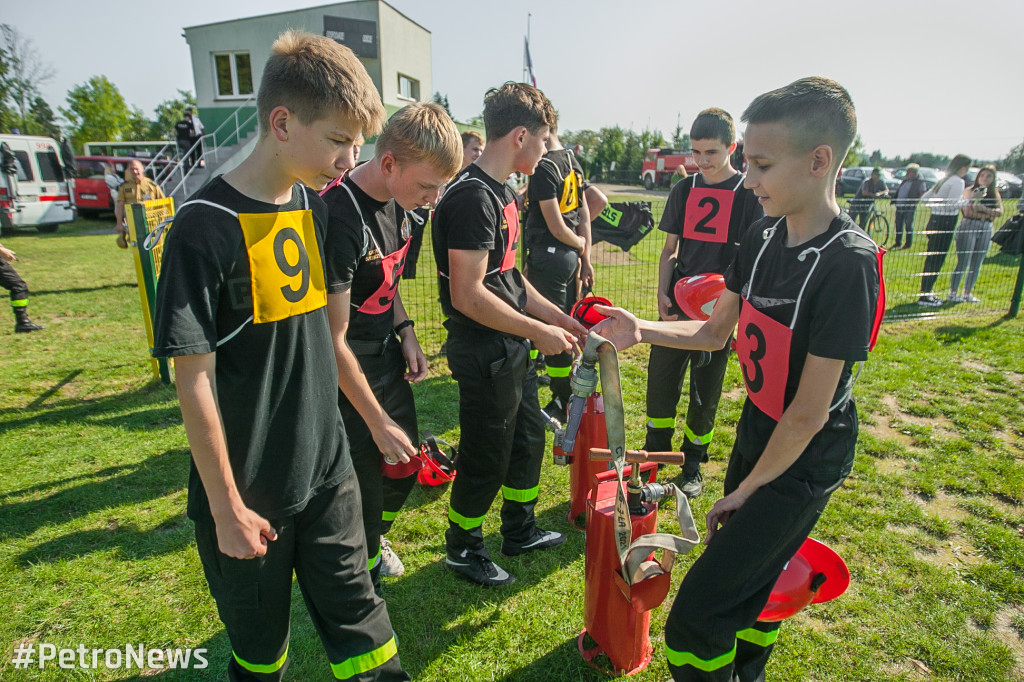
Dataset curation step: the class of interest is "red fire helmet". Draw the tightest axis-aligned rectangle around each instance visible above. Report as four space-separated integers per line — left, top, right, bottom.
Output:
417 435 458 487
758 537 851 622
571 294 612 329
673 273 725 321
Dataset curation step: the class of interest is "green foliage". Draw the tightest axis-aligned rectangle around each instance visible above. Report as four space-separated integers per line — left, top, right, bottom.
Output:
0 42 13 131
60 76 134 150
1 23 56 133
25 95 59 138
843 133 866 168
430 91 452 118
148 90 196 140
1001 139 1024 174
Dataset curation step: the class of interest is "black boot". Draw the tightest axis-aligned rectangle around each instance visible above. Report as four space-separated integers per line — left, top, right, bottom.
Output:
14 306 43 333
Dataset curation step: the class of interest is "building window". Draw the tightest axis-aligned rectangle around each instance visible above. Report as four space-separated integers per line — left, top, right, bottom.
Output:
397 74 419 101
214 52 254 99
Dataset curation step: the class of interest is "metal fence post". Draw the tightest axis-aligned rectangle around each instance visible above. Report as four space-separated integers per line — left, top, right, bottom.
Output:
1009 251 1024 318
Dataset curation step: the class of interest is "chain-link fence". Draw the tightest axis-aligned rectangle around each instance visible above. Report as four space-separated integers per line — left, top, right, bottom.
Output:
397 197 1024 355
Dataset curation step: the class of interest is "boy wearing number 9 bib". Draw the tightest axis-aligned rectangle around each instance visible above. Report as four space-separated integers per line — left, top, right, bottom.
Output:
645 108 763 499
593 77 882 681
152 31 409 681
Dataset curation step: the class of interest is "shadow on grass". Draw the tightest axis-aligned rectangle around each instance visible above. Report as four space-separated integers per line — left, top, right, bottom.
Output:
32 281 137 297
934 315 1014 343
382 504 585 679
0 379 180 434
496 636 608 681
3 448 190 546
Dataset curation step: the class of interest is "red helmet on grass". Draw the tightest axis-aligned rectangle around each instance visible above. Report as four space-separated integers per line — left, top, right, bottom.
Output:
759 537 851 622
673 273 725 321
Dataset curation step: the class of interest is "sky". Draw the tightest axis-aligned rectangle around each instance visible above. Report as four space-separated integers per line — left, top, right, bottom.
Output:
6 0 1023 161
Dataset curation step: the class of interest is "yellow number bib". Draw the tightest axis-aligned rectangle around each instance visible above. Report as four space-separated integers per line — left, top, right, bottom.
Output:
559 169 581 214
237 209 327 323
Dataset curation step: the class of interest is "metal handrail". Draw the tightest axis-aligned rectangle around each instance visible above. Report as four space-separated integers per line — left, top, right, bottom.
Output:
164 98 259 199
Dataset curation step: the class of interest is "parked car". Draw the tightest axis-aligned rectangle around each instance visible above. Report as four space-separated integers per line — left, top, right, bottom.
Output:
0 133 76 234
73 156 172 217
837 166 899 197
997 171 1022 198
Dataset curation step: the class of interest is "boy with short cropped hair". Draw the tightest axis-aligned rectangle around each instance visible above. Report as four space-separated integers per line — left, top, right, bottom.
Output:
432 82 586 587
645 108 763 498
594 77 882 681
324 102 461 591
524 122 593 416
152 31 407 681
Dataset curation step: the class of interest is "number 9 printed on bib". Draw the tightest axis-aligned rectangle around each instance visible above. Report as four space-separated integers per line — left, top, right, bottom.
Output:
238 209 327 323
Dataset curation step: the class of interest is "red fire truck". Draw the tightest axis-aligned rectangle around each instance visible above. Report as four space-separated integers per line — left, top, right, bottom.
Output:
640 148 698 190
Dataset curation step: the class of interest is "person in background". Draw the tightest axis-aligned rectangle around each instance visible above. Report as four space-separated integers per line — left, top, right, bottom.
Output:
187 109 205 168
918 154 985 306
103 163 123 205
175 113 195 171
114 160 165 249
892 163 926 249
0 242 44 333
949 164 1001 303
849 167 888 228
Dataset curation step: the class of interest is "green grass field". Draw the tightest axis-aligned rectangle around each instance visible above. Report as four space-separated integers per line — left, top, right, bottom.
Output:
0 211 1022 681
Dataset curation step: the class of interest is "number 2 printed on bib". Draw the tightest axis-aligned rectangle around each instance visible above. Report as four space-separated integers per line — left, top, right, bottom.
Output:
238 209 327 323
683 186 735 244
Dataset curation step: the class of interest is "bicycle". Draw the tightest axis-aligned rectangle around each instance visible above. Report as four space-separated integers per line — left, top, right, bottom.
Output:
844 200 890 247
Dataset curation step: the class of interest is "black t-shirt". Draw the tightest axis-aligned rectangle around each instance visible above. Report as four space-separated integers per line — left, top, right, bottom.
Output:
152 176 351 520
323 175 410 342
660 172 764 282
724 213 880 479
524 148 584 252
432 163 528 333
175 119 193 141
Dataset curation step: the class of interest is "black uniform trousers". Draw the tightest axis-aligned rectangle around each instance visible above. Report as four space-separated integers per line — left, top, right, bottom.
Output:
664 404 851 681
1 258 29 303
338 342 418 588
525 244 579 406
444 325 546 554
920 213 959 295
192 473 408 681
644 338 731 477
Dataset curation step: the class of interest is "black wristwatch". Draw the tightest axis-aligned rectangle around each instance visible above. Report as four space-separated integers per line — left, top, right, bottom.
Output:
394 319 415 335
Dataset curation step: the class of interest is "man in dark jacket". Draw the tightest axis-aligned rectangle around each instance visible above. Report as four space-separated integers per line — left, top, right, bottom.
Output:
893 163 927 249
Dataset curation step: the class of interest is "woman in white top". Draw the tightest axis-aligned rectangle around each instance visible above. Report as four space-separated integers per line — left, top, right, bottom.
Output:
918 154 986 306
950 165 1002 303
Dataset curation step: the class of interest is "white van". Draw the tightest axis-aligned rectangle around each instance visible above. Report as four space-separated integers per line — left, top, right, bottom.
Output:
0 134 77 234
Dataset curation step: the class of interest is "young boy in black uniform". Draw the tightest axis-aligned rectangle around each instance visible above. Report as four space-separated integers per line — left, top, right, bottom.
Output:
432 83 587 587
594 77 882 682
524 124 593 416
0 242 44 332
152 31 408 681
323 102 462 589
645 108 763 498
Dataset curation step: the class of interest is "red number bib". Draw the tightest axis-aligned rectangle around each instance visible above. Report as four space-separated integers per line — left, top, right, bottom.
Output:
500 201 520 272
683 186 735 244
736 297 791 421
357 238 411 315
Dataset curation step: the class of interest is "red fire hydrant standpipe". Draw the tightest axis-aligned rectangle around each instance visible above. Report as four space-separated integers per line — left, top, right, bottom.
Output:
569 333 702 675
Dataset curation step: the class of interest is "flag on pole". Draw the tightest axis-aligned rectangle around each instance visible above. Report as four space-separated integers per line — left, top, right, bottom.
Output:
524 37 536 87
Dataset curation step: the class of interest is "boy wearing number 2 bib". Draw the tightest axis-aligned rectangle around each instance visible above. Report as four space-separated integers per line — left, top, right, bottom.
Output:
323 103 461 594
645 108 763 498
153 32 408 681
593 78 883 682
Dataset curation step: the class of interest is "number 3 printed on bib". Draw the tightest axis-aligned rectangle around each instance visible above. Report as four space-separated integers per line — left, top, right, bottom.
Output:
238 209 327 323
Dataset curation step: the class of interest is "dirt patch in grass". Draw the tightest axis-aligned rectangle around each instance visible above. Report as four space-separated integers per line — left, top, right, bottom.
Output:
992 606 1024 677
913 490 969 523
961 359 994 374
876 457 914 476
1002 371 1024 387
861 418 917 449
590 241 641 266
881 394 957 437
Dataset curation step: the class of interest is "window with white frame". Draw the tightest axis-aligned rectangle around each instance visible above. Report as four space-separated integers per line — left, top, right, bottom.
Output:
397 74 420 101
214 52 254 99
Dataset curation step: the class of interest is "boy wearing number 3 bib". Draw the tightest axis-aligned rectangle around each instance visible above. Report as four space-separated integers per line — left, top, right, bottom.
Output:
153 32 408 681
645 109 763 498
593 77 883 682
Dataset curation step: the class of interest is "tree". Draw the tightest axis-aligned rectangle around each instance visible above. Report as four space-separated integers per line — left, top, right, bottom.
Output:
124 106 153 141
593 126 625 180
843 133 865 168
0 42 14 132
26 95 59 138
61 75 132 150
671 119 690 150
148 90 196 140
431 91 452 118
1000 140 1024 174
1 24 56 132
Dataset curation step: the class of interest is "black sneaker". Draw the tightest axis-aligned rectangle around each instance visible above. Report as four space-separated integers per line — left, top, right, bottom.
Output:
445 549 515 587
679 471 703 499
501 528 566 556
